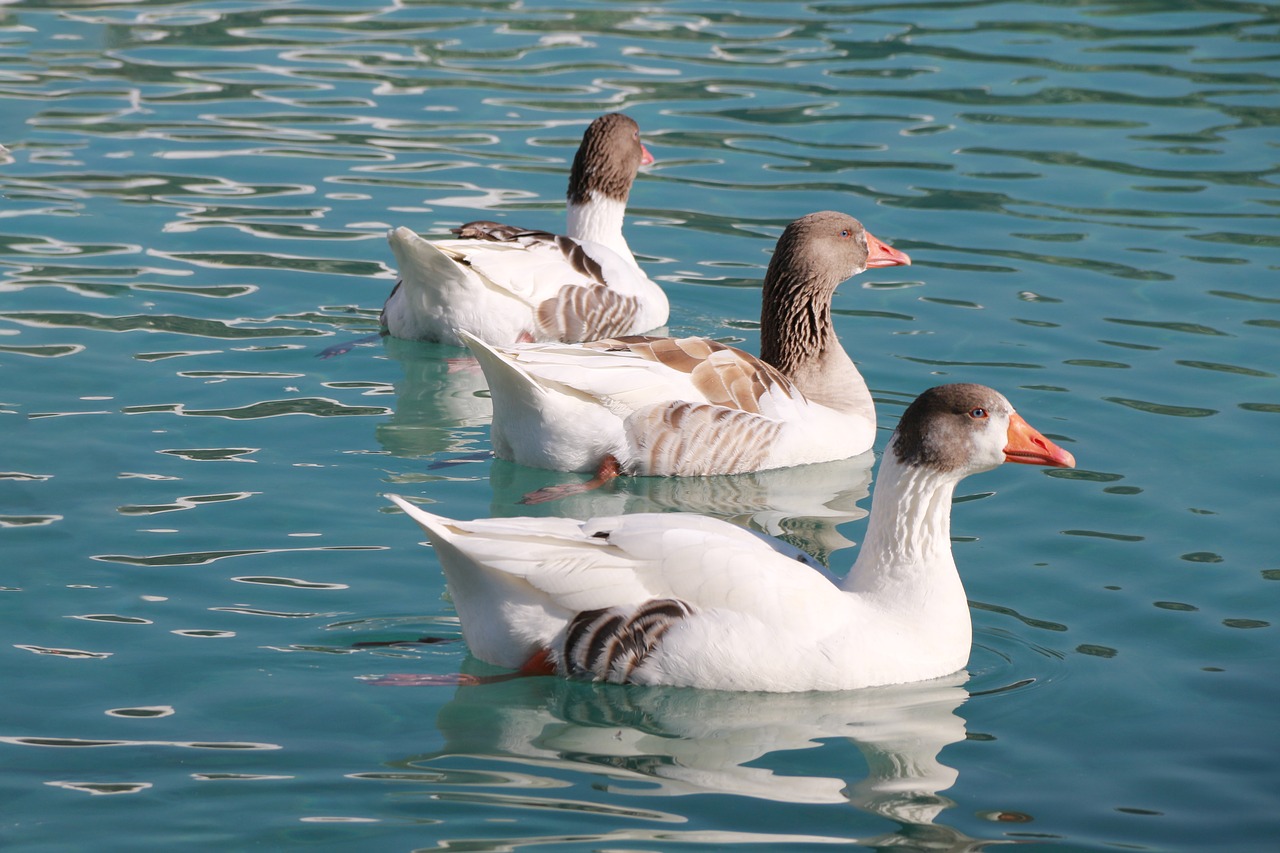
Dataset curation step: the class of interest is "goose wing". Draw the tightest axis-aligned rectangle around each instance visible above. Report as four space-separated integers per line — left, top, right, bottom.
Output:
486 335 807 417
389 498 842 619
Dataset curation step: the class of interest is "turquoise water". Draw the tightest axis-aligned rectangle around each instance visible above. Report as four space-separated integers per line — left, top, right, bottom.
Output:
2 0 1278 849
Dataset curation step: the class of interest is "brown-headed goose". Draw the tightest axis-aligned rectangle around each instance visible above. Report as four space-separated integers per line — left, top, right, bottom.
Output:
386 383 1075 692
461 210 909 501
382 113 667 346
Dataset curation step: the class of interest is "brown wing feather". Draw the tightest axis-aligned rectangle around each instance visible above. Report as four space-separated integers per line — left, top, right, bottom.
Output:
451 220 537 242
581 336 792 413
534 284 642 342
628 401 784 476
562 599 694 683
453 224 610 288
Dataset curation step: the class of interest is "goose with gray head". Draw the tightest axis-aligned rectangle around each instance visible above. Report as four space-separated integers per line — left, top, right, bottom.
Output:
382 113 667 346
461 210 910 502
386 383 1075 692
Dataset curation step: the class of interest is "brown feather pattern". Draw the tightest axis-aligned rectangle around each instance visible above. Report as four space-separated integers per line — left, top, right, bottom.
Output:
449 223 644 341
535 285 642 342
449 226 609 287
450 220 531 242
552 234 607 284
562 599 693 682
582 336 792 414
630 402 783 475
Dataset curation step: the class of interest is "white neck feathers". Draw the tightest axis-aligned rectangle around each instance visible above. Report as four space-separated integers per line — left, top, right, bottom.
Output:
566 195 635 266
843 449 964 605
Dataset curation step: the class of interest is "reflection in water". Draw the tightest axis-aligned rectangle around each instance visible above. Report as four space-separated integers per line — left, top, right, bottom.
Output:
373 672 982 848
374 336 492 458
0 0 1273 847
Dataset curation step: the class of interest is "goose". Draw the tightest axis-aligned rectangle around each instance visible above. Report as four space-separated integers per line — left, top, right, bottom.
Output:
461 210 910 502
386 382 1076 693
382 113 667 346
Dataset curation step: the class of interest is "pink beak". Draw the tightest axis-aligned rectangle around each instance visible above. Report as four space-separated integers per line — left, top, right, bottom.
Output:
1004 412 1076 468
863 229 911 268
640 144 655 166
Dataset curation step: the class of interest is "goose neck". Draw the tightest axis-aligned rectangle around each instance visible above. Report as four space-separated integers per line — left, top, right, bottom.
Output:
759 267 869 413
842 451 963 600
566 196 633 263
758 266 839 373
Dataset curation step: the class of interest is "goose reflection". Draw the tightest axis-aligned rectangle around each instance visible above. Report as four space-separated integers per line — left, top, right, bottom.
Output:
391 672 979 845
374 336 492 458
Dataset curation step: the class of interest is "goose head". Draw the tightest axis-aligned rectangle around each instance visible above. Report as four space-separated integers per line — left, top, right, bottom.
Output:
567 113 653 206
849 383 1074 599
765 211 911 298
890 383 1076 478
759 211 910 398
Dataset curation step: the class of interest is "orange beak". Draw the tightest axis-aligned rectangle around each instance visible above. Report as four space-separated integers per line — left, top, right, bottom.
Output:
640 144 655 166
863 229 911 268
1004 412 1075 468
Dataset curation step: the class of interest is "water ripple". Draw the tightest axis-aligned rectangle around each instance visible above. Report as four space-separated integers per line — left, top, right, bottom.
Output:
91 545 384 567
2 1 1277 849
2 735 279 750
121 397 391 419
1 310 324 339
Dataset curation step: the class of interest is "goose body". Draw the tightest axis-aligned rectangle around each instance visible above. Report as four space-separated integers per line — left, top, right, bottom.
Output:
463 211 911 488
388 383 1076 693
382 113 667 346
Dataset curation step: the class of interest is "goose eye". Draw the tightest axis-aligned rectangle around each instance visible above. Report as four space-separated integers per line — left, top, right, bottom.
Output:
969 407 988 419
839 229 851 238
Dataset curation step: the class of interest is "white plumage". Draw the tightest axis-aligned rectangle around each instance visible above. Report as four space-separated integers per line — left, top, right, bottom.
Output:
465 333 853 476
387 383 1076 692
381 113 667 346
459 212 910 495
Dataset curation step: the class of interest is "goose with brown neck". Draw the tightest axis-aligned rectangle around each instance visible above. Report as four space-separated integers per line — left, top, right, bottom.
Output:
758 212 906 419
385 382 1075 692
382 113 668 346
461 211 909 502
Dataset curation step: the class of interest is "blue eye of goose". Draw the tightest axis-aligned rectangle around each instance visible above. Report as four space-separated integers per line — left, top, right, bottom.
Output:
969 407 988 419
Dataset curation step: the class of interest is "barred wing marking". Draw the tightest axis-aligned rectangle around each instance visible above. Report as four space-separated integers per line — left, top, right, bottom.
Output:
563 599 694 682
535 285 643 342
453 223 651 340
628 401 784 476
450 226 610 289
451 220 533 242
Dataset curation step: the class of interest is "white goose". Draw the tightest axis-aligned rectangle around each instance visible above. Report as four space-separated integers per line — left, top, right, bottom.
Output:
382 113 667 346
462 211 910 502
387 382 1076 693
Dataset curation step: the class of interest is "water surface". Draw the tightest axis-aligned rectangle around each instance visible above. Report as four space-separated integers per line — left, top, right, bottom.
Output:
2 1 1278 850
